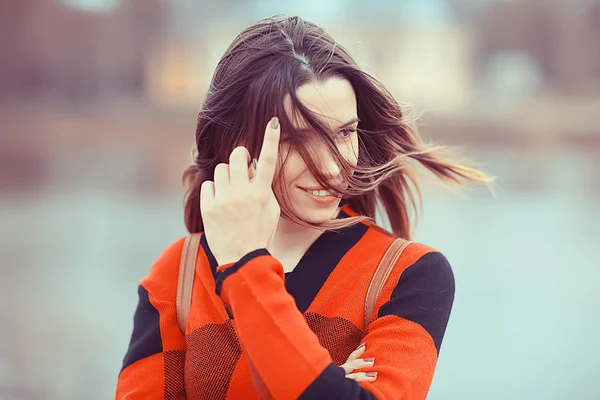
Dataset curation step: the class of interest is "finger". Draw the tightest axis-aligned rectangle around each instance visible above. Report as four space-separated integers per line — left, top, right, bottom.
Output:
199 180 215 213
255 117 280 187
340 357 375 374
213 163 230 197
345 343 366 363
345 372 378 382
248 158 257 182
229 146 251 186
340 362 353 375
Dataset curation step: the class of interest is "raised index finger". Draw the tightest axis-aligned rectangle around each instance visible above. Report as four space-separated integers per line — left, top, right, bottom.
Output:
255 116 280 186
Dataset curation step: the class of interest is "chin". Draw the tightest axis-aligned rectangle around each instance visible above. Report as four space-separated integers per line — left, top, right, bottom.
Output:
298 204 341 224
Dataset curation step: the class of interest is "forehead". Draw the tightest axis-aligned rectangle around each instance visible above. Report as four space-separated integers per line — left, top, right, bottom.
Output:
283 77 358 128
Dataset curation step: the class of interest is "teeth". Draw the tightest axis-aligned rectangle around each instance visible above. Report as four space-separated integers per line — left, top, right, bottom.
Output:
309 189 332 197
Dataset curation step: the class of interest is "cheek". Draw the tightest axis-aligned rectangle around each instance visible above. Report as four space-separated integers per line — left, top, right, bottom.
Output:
340 134 359 167
351 134 359 165
277 149 305 189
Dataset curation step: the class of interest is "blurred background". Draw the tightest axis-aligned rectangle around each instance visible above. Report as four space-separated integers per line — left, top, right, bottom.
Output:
1 0 599 399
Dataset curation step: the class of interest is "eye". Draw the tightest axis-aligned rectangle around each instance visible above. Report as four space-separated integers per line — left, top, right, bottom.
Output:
336 128 357 139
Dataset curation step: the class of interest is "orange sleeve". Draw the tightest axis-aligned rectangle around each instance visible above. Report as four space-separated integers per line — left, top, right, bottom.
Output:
115 238 187 400
217 248 454 399
216 249 333 399
352 250 455 399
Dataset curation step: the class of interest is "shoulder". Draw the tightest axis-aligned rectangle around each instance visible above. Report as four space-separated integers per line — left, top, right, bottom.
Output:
377 242 456 352
364 224 455 296
358 215 453 283
397 242 455 295
388 239 455 296
140 236 189 301
400 242 454 284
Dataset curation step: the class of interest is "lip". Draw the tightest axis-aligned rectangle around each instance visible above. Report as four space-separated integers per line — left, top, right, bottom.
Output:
300 183 344 191
299 187 340 205
299 186 341 197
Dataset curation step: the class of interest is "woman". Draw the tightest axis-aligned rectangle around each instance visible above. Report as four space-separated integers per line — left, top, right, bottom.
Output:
116 15 490 399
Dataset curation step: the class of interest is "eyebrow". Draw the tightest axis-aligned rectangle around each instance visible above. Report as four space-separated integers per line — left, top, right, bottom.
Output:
336 117 360 130
296 117 360 133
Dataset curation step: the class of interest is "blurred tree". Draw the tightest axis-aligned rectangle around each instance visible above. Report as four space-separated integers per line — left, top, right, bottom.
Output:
0 0 169 102
0 0 39 100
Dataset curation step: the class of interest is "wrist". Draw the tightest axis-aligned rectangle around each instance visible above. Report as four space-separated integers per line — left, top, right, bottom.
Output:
215 248 273 297
215 247 268 271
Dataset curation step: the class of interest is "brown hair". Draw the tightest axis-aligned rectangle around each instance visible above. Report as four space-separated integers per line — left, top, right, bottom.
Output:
183 15 492 239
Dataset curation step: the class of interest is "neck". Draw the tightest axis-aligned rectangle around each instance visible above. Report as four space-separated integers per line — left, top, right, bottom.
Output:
268 216 324 255
266 207 344 273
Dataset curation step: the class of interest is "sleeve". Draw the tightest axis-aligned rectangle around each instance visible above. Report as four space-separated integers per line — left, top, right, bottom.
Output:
215 248 454 400
116 238 188 400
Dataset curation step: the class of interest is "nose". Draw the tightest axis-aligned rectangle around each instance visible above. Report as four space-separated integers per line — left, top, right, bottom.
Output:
314 143 341 179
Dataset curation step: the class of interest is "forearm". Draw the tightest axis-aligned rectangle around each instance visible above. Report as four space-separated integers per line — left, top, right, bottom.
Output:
216 247 453 400
217 249 333 397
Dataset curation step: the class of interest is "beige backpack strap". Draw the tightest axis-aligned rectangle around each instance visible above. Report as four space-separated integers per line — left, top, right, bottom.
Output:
176 234 202 334
364 238 412 328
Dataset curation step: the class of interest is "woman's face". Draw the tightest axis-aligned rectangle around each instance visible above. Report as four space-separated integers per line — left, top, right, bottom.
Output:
277 77 359 224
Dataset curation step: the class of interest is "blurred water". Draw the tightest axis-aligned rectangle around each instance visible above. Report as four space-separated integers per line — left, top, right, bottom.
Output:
0 150 598 399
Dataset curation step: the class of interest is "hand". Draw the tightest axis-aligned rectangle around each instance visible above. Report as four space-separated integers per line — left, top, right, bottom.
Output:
340 343 377 382
200 117 281 266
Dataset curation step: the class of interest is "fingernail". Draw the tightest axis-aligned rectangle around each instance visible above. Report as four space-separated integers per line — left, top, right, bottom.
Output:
356 342 365 350
252 158 257 169
366 372 378 378
270 116 279 129
364 357 375 363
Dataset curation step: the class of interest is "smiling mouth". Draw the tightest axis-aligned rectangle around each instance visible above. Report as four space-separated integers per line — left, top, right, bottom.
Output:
299 187 342 198
299 187 340 205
